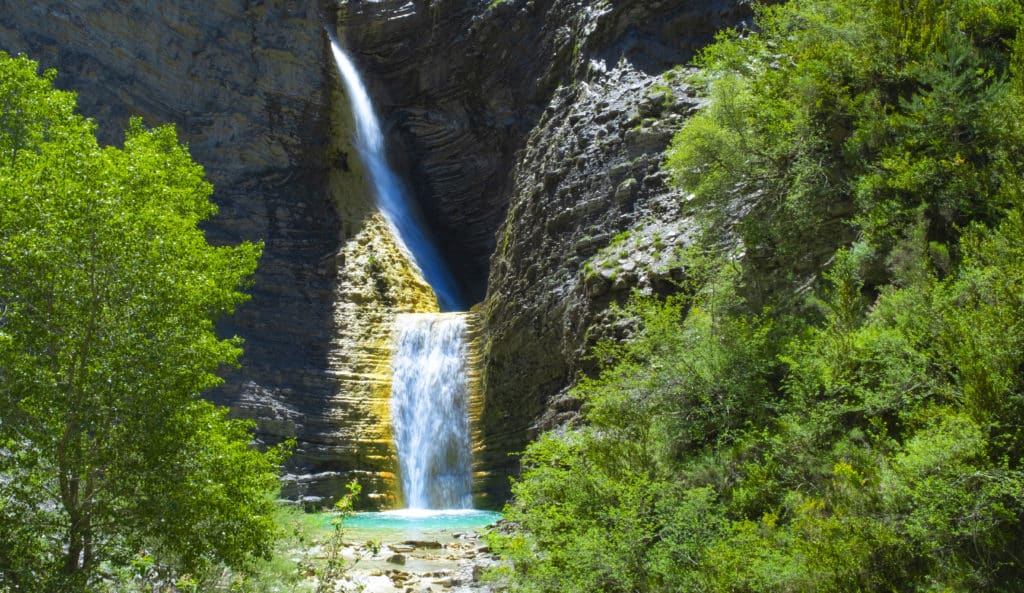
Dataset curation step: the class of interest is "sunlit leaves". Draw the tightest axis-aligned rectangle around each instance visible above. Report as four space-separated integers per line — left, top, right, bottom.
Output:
0 52 279 592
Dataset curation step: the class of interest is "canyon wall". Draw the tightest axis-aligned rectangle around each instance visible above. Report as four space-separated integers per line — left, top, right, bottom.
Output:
0 0 751 507
476 0 753 502
334 0 752 502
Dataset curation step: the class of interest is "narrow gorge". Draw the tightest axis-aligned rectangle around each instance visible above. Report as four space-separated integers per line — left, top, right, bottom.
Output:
0 0 752 508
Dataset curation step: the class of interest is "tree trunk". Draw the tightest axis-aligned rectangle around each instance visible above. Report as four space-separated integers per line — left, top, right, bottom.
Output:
62 473 82 576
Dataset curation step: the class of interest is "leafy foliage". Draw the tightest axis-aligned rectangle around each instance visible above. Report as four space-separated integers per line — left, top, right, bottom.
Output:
314 481 378 593
0 53 283 592
495 1 1024 592
666 0 1024 302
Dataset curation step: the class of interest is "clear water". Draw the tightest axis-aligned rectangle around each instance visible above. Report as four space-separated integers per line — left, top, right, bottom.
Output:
390 313 473 509
328 37 463 311
340 509 502 535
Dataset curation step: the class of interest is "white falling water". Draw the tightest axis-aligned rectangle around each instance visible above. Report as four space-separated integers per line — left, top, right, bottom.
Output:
328 37 463 311
389 313 474 509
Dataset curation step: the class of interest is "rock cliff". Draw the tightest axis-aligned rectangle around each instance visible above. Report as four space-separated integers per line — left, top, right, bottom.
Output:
334 0 751 502
476 0 757 502
1 0 751 507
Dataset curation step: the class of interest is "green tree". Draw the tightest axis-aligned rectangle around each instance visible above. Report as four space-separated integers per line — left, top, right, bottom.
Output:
665 0 1024 306
0 53 283 592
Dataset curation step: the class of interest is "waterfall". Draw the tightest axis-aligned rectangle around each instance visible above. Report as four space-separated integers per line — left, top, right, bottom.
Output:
328 38 463 311
328 35 475 510
389 313 473 509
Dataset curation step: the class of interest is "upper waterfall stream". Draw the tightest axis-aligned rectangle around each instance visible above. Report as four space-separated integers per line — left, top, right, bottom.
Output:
328 37 462 312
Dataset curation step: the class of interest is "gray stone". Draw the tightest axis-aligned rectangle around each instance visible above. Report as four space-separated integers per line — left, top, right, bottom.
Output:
480 0 753 503
402 540 443 549
615 178 639 202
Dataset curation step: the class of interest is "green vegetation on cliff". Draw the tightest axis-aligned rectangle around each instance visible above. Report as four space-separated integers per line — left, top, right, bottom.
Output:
0 54 284 592
493 1 1024 591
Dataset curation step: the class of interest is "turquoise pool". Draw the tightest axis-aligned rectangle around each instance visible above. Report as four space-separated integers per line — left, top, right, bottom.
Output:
326 509 502 541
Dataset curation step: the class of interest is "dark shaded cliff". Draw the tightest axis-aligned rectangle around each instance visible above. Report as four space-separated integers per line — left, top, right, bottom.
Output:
335 0 749 301
334 0 550 305
0 0 346 491
476 0 753 503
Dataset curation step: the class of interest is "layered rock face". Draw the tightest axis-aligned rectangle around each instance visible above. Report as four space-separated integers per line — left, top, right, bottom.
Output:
2 0 752 507
480 69 702 499
334 0 547 304
334 0 751 305
476 1 756 502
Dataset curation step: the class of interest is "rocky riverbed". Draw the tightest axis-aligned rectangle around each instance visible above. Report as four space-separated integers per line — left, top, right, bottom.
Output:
317 529 504 593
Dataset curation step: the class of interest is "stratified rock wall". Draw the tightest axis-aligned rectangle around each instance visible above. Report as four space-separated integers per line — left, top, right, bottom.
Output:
334 0 751 304
477 0 754 503
2 0 752 507
479 68 701 499
334 0 543 304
